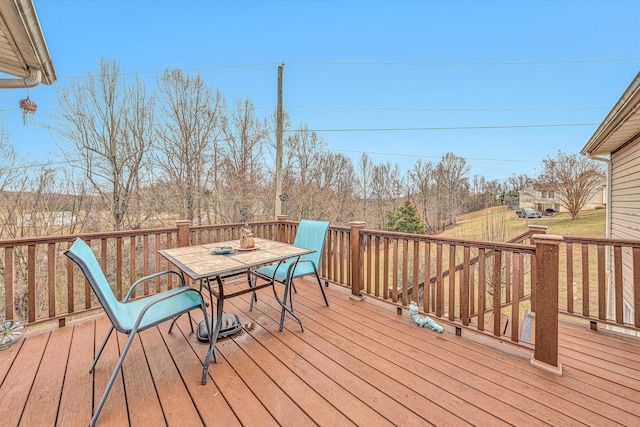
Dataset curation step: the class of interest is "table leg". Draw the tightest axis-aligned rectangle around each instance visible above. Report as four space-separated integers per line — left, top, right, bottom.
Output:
202 275 224 385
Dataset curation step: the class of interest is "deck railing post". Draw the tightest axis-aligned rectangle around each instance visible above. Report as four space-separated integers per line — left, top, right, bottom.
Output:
528 225 547 313
176 220 191 247
531 233 563 375
4 247 15 320
277 215 289 242
349 221 366 298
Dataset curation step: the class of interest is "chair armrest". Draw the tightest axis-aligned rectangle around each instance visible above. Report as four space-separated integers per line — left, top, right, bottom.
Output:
124 270 186 302
131 286 205 334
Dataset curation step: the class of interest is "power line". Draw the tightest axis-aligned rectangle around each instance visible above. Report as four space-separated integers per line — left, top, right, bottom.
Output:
59 62 280 80
291 123 599 133
286 58 640 66
285 105 607 112
325 148 542 163
53 57 640 80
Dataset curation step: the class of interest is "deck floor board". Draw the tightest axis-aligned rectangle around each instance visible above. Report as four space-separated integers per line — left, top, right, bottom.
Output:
1 279 639 427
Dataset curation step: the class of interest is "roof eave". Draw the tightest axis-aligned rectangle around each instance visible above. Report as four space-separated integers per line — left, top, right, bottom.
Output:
581 71 640 156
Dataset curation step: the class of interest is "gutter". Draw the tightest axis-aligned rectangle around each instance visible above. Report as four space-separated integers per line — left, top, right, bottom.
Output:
586 153 614 321
0 66 41 88
585 153 611 240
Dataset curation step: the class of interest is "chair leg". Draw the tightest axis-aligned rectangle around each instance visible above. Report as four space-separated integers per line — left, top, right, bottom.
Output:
314 271 329 306
90 326 114 374
168 313 194 334
90 331 137 427
249 272 258 311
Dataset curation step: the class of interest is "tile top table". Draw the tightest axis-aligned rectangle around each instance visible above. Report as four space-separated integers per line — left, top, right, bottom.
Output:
159 237 314 384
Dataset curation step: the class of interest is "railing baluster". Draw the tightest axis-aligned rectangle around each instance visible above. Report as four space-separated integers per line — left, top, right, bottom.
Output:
478 248 486 331
85 240 92 309
461 246 470 326
116 237 123 300
412 240 419 303
143 234 150 295
492 250 502 336
423 241 430 313
469 260 475 317
130 236 136 298
614 245 623 323
336 231 342 284
597 244 606 321
505 251 511 304
511 252 522 342
581 243 589 317
66 241 74 314
448 244 456 321
402 239 408 305
366 235 372 294
374 236 380 297
436 243 443 317
48 242 56 319
392 239 399 303
166 232 173 289
28 244 36 323
383 237 389 301
566 242 574 313
5 246 15 320
155 233 161 293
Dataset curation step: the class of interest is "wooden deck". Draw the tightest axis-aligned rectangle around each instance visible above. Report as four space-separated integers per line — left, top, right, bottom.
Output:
1 278 639 427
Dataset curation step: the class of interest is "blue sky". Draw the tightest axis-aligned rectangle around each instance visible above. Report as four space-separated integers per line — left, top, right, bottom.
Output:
4 0 640 181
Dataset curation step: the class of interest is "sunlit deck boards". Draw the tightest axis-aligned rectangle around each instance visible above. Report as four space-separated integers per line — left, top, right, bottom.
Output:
1 279 639 426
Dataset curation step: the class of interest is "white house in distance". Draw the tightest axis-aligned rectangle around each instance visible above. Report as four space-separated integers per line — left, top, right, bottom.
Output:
518 178 607 213
581 71 640 327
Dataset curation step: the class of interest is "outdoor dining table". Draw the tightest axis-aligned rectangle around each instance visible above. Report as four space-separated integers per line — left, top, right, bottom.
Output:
158 237 314 384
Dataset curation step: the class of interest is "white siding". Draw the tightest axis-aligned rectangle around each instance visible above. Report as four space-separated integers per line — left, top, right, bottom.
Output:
611 140 640 322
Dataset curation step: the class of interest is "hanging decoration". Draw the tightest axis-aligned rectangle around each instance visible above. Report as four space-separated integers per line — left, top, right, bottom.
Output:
19 94 37 125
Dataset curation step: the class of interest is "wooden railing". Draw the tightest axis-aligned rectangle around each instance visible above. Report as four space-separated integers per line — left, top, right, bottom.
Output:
4 216 640 372
0 220 290 327
354 227 537 343
560 236 640 331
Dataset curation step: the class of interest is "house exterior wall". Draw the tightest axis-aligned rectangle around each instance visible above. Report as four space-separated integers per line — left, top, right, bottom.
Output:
611 140 640 322
518 178 606 212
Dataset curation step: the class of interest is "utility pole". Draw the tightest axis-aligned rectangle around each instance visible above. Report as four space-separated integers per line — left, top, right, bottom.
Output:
275 63 284 218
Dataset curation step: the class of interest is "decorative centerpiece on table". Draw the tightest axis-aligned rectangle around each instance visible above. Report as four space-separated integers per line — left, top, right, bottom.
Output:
239 224 255 249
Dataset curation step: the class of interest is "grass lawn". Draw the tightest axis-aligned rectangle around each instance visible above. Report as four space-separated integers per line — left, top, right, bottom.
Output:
437 206 605 241
432 206 607 322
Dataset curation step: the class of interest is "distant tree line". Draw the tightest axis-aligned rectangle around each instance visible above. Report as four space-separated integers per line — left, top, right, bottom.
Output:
0 59 605 239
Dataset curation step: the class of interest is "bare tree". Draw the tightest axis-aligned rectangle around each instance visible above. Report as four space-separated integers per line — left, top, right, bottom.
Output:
51 59 154 230
408 159 437 233
434 152 470 229
356 153 374 222
283 125 325 220
537 150 605 219
469 175 502 211
219 97 268 222
369 163 405 230
320 152 356 225
154 68 223 224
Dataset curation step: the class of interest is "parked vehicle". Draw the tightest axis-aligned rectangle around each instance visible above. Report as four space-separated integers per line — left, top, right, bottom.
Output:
543 208 557 216
518 208 542 218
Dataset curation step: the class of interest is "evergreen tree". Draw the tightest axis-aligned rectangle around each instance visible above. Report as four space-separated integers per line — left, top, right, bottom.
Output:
385 200 425 234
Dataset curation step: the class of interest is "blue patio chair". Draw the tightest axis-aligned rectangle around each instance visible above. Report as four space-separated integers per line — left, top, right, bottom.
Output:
64 237 209 427
253 220 330 330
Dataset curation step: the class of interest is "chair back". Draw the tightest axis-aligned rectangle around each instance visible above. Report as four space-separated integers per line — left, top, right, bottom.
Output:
293 219 330 267
64 238 125 331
